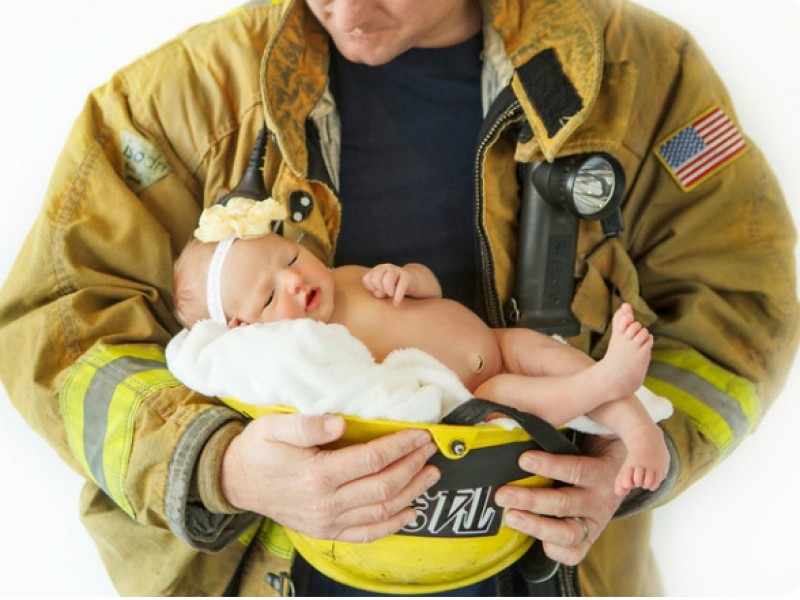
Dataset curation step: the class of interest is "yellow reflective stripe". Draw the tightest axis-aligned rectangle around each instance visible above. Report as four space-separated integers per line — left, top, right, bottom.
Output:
647 349 760 456
239 519 295 560
61 354 96 483
659 349 760 421
238 520 262 546
62 344 162 491
60 344 180 517
103 367 181 516
644 374 735 452
256 520 294 559
83 354 167 500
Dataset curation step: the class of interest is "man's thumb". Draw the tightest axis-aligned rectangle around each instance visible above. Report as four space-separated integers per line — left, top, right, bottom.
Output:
256 412 345 447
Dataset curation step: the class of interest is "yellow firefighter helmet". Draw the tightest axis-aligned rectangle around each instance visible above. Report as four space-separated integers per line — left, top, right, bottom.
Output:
222 397 577 594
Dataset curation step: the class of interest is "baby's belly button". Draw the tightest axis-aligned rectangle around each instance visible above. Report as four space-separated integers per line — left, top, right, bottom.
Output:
468 353 485 374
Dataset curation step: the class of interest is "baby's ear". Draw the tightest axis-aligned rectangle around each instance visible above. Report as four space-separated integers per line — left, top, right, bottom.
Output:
228 317 248 328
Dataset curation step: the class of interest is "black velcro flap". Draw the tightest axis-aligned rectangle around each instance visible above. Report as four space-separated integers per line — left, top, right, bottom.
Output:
516 48 583 138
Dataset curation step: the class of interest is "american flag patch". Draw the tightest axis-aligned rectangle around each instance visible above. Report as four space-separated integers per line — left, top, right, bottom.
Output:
655 107 747 192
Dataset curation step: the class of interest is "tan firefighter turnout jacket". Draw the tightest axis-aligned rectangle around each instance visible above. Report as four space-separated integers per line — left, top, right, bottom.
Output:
0 0 797 595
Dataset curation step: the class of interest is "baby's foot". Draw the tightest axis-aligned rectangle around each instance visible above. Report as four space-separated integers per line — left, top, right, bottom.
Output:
596 303 653 399
614 422 671 495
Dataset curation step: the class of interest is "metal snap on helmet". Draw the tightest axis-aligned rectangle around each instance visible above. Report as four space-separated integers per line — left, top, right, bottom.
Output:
222 397 578 594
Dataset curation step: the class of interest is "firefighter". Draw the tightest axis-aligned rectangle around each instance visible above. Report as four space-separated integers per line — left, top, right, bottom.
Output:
0 0 796 595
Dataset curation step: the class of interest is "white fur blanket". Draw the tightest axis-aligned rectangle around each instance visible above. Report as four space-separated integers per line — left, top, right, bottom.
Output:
165 319 673 433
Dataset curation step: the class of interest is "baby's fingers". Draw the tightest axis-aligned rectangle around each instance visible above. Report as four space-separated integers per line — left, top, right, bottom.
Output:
362 267 389 297
379 269 400 298
393 276 410 306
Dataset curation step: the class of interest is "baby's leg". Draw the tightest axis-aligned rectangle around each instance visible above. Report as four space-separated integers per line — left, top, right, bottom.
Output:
474 328 599 425
593 302 653 399
475 303 652 426
584 396 670 495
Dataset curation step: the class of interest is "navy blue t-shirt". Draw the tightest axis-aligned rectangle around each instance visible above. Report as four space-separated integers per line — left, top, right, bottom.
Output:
331 33 483 309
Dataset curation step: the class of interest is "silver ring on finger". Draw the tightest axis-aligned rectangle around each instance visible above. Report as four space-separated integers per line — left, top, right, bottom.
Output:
570 516 590 544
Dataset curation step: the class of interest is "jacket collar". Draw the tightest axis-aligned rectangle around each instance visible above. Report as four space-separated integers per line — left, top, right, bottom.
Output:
261 0 604 173
262 0 329 178
484 0 604 160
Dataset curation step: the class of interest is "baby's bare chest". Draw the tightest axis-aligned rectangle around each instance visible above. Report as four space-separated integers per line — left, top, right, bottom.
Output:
341 293 502 390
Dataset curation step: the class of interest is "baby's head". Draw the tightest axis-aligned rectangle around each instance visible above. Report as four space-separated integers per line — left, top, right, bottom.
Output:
173 233 335 329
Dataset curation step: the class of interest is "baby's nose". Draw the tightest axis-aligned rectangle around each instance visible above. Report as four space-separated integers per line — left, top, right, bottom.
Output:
283 269 305 295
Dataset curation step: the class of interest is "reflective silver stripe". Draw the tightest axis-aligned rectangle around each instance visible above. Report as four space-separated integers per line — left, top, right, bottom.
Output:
82 356 167 495
647 360 750 444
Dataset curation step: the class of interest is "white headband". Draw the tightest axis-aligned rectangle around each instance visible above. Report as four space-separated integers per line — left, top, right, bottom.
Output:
206 236 235 325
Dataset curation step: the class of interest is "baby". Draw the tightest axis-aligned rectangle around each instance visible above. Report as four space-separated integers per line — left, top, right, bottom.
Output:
172 200 670 495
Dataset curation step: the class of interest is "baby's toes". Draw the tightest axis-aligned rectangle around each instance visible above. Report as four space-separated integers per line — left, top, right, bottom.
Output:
632 326 652 346
624 320 643 340
612 303 633 330
615 473 632 496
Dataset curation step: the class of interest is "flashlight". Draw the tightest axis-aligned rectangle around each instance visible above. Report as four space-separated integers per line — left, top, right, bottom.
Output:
513 153 625 336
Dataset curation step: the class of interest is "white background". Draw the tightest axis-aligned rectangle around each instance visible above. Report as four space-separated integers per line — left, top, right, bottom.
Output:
0 1 798 596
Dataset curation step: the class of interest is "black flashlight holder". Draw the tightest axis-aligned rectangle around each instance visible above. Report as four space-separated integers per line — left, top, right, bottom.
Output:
217 124 269 206
513 153 625 336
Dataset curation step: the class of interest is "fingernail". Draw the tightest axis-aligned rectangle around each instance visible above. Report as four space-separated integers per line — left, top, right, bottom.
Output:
495 489 515 507
323 414 343 435
520 455 538 472
504 511 521 528
424 467 441 487
412 429 433 448
404 510 421 528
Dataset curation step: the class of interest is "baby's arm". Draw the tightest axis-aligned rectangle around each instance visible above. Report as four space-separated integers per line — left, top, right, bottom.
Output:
362 263 442 306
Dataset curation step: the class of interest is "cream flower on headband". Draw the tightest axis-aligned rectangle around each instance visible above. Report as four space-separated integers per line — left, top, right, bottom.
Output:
194 197 288 243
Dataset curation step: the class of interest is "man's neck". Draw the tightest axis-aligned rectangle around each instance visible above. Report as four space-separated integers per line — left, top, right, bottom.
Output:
418 0 482 49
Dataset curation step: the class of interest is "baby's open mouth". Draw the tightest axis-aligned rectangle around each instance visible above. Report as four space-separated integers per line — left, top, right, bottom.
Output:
305 288 319 310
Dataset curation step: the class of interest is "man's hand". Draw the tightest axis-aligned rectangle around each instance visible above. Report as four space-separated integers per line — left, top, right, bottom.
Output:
495 435 627 565
220 412 441 542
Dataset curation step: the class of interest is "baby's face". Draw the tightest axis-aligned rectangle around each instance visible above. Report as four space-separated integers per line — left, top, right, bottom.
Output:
220 235 335 326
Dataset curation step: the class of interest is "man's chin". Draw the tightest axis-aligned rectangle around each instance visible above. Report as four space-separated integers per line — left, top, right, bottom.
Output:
334 39 403 66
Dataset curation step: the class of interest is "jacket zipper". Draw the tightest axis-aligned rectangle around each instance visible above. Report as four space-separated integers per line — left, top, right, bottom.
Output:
474 96 582 597
558 564 581 596
473 99 523 327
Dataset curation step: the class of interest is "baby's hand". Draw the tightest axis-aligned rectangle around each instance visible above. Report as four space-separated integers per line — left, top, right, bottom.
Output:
362 264 416 306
